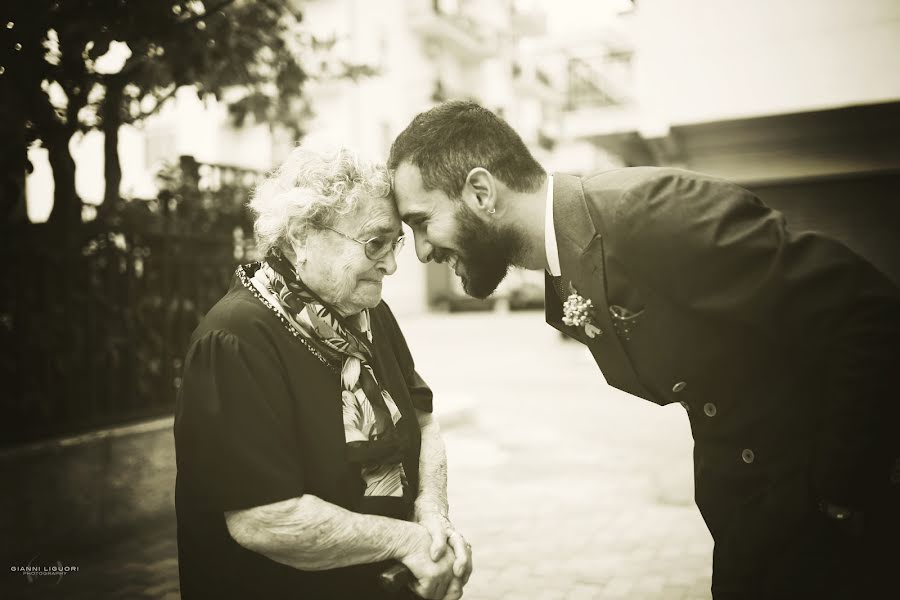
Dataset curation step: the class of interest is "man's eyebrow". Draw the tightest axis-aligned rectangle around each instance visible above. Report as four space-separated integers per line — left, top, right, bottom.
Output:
401 210 427 223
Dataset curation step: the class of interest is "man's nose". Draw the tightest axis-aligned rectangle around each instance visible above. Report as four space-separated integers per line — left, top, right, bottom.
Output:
414 234 433 263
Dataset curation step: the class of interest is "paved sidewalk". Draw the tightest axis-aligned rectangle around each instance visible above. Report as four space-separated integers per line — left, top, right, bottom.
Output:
3 310 713 599
411 311 713 600
4 516 180 599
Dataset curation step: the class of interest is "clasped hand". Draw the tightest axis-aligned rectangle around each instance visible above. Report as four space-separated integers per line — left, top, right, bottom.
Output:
401 509 473 599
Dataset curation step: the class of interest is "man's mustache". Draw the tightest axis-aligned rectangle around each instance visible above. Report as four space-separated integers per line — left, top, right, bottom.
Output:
432 248 453 264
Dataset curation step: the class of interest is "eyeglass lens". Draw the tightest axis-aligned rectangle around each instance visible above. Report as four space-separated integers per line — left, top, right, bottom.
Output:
365 235 405 260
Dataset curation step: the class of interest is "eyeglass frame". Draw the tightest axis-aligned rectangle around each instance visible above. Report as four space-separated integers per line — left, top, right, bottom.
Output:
320 225 406 261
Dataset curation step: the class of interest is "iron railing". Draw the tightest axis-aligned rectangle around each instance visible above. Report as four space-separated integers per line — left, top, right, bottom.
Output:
565 53 633 110
1 158 261 446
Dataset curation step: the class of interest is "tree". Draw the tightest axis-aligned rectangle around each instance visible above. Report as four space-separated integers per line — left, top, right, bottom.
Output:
0 0 367 228
1 1 87 227
90 0 311 219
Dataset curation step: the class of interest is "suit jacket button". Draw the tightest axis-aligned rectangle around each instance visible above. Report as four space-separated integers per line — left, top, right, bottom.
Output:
741 449 755 464
672 381 687 393
703 402 717 417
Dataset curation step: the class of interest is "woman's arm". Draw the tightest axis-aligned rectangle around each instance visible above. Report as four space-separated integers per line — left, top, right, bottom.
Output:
225 493 458 599
415 409 450 519
415 410 473 586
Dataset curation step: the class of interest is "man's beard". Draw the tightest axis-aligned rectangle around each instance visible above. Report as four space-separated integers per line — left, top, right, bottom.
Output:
444 202 522 300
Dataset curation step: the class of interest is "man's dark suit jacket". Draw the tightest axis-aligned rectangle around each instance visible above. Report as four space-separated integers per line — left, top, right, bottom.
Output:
544 168 900 596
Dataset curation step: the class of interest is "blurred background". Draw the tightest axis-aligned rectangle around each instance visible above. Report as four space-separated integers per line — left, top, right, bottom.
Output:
2 0 898 598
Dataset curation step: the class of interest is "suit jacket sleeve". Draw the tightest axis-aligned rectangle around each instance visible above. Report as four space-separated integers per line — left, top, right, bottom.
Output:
612 171 900 506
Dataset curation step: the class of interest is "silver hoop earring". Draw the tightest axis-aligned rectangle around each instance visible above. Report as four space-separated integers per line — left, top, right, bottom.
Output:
488 208 496 215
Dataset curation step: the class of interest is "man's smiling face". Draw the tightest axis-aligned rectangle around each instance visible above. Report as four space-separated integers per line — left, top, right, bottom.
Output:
392 160 520 299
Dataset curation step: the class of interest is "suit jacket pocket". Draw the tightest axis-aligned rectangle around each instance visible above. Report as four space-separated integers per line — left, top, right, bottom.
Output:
713 474 812 579
609 304 646 321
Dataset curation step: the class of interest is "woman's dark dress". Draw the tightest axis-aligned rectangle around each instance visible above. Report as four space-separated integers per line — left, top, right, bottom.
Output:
174 266 433 599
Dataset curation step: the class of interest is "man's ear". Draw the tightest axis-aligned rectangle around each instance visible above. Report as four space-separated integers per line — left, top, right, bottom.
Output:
462 167 497 218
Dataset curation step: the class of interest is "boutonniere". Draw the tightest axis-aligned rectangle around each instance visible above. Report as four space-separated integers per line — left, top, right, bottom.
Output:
561 284 603 339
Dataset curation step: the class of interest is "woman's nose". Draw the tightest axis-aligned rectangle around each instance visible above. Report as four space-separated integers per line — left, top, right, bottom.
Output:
378 248 398 275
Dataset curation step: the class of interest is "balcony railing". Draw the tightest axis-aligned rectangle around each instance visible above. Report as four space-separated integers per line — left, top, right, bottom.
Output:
565 53 633 110
409 0 499 59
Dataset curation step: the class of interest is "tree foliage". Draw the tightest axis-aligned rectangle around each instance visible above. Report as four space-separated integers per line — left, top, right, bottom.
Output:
0 0 366 228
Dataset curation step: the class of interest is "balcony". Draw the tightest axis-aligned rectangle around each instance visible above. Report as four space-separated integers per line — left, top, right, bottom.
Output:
560 52 641 141
511 61 560 104
408 0 500 60
565 53 632 110
510 8 546 37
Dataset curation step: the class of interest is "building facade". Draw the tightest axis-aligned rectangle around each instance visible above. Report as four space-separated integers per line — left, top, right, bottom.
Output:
557 0 900 282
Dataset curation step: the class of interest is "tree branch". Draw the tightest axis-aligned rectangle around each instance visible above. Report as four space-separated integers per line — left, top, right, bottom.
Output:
179 0 239 28
117 0 240 79
122 85 178 125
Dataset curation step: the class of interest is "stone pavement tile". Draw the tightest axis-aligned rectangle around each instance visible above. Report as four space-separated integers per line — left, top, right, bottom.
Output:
634 574 666 592
533 590 568 600
566 582 606 599
143 580 178 597
628 545 658 564
600 579 634 598
667 569 705 587
681 581 713 600
153 557 180 572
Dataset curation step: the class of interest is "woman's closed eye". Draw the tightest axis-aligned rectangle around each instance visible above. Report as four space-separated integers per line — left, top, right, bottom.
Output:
364 234 405 259
367 236 391 254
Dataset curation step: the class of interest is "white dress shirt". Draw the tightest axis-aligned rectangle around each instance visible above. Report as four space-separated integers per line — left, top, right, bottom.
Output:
544 174 561 277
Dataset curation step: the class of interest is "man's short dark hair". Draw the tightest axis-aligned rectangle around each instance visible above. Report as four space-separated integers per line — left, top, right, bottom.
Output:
388 100 546 199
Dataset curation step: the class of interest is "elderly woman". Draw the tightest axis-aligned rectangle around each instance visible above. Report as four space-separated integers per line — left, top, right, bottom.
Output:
174 148 472 599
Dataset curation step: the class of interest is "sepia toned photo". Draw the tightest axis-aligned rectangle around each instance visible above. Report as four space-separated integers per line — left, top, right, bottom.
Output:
2 1 898 599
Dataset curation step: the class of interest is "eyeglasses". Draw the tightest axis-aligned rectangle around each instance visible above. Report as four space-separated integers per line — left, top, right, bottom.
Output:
322 225 406 261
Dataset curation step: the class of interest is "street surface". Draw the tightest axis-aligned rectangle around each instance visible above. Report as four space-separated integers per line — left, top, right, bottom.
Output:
4 311 713 599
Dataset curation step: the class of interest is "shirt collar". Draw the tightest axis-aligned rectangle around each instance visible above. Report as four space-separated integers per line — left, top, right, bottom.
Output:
544 174 561 277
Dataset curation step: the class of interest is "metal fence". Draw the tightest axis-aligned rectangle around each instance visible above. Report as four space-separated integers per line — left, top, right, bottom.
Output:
0 158 262 447
0 224 241 446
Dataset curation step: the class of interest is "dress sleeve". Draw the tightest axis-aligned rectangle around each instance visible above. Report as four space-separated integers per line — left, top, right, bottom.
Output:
378 303 434 413
175 329 305 511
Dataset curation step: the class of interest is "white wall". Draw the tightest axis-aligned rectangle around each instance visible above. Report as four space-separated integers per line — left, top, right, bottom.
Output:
635 0 900 125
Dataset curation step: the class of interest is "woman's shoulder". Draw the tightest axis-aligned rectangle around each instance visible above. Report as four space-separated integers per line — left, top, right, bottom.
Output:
369 301 414 357
189 269 337 372
189 269 282 348
369 301 401 336
196 281 272 339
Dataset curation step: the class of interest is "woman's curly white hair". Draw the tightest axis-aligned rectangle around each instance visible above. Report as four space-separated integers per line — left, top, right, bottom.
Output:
249 146 393 257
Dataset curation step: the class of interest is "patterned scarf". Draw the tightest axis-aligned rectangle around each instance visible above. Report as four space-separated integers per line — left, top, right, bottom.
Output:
253 252 409 500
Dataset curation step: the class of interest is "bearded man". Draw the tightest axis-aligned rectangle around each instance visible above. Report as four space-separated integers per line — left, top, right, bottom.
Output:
388 100 900 599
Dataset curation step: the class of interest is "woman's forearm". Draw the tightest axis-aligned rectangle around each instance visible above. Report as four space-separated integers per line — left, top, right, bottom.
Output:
415 410 450 517
225 494 420 571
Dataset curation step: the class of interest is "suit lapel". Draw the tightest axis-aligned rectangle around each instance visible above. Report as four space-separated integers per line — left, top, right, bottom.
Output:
548 174 651 399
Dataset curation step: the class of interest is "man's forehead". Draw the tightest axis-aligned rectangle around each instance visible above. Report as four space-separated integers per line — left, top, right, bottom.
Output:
393 161 430 198
394 160 422 184
393 163 442 220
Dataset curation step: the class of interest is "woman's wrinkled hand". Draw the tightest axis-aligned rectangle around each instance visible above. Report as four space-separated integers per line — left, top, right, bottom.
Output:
414 508 473 588
396 523 458 599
